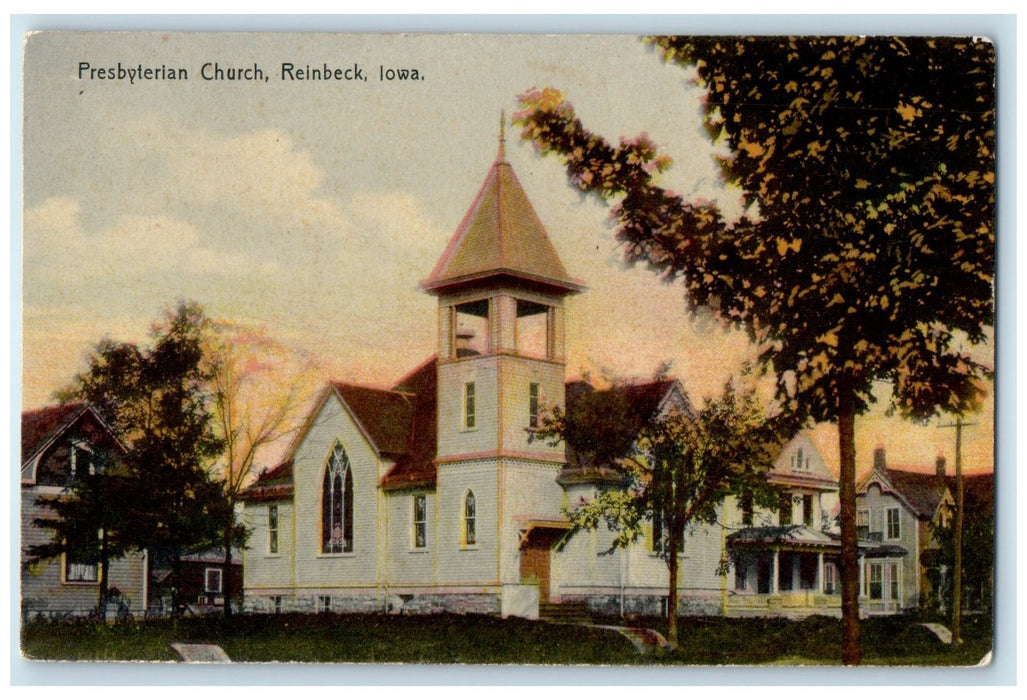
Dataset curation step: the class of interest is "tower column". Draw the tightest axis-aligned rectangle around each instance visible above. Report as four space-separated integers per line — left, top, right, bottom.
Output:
494 294 517 353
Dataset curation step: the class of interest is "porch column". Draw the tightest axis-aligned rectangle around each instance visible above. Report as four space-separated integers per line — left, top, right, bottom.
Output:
817 552 824 594
857 553 865 601
770 548 779 594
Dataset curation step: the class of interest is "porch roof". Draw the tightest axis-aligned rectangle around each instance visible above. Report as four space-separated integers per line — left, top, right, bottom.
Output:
861 543 908 559
726 524 839 550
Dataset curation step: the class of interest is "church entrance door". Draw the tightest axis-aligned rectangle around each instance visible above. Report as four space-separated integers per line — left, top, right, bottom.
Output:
519 527 563 604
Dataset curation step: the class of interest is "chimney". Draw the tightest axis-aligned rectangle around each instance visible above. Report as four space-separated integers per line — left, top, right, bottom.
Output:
873 445 887 473
936 455 947 477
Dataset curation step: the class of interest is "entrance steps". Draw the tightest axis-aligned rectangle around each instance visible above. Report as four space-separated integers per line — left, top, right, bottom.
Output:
539 601 593 625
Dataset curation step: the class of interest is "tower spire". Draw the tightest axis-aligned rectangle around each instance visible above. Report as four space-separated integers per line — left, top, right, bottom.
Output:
497 110 506 163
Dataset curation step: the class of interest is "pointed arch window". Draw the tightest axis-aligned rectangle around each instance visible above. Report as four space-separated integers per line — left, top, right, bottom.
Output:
463 490 477 546
321 442 353 553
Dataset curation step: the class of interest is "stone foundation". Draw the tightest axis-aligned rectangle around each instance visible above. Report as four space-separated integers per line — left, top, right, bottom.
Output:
562 592 722 618
243 590 501 616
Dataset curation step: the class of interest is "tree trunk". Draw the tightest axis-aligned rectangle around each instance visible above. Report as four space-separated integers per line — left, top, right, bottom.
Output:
222 513 234 618
838 378 861 666
667 526 680 650
97 529 110 621
951 420 964 647
172 552 182 619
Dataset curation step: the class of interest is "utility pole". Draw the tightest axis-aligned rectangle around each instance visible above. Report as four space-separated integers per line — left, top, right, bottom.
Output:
939 417 977 647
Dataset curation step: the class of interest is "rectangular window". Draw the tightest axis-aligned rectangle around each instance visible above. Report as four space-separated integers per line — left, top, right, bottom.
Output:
886 507 901 540
740 490 753 527
779 493 793 526
857 509 870 540
413 494 427 549
528 382 540 428
464 382 476 429
273 595 283 614
802 494 814 526
318 595 332 613
204 567 223 594
651 510 684 553
268 504 279 554
65 560 99 583
64 528 99 583
72 445 94 480
734 562 747 591
869 562 883 600
888 562 900 601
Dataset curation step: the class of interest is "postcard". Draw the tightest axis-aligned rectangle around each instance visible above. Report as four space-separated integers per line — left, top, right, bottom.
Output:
18 30 996 671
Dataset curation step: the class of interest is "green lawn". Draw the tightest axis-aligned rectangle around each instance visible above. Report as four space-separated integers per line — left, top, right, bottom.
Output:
19 611 992 666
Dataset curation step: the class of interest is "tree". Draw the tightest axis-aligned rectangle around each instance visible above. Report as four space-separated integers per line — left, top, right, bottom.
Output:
930 474 994 617
27 464 134 619
516 36 994 664
537 375 775 649
69 301 226 616
206 321 316 617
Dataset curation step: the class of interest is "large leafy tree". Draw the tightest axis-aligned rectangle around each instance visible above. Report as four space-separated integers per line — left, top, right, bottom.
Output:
206 321 316 617
516 36 994 664
68 301 227 615
537 376 775 649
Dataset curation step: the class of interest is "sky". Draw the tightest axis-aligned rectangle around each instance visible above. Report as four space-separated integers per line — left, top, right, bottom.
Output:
20 31 995 476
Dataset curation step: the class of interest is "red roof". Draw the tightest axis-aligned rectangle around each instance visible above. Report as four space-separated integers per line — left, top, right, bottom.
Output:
948 471 994 512
241 458 295 502
331 382 415 457
21 402 88 464
883 468 949 519
380 359 438 491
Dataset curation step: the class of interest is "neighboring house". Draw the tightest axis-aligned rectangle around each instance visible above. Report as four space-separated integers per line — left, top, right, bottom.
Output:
20 403 148 619
148 548 243 614
722 432 844 618
854 447 951 614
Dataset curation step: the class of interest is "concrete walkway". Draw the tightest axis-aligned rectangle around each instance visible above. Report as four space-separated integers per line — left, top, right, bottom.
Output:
920 622 953 644
593 625 670 656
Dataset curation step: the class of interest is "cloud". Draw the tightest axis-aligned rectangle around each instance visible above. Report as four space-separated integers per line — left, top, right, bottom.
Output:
111 119 354 242
24 198 276 291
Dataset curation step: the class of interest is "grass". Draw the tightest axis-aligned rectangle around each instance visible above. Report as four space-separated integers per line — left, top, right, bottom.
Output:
20 611 993 666
617 612 993 666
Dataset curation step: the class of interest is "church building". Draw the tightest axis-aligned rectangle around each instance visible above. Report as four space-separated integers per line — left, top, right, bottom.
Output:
239 131 848 619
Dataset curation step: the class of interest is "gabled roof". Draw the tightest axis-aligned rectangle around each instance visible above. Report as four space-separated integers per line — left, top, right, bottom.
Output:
21 402 89 466
768 432 837 491
330 382 414 457
380 358 438 491
422 156 583 296
858 466 949 520
884 469 949 519
556 378 689 483
241 458 295 502
243 358 441 499
957 472 994 509
20 402 123 483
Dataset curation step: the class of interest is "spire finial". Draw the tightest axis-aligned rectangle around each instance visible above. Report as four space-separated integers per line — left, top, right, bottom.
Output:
498 110 506 163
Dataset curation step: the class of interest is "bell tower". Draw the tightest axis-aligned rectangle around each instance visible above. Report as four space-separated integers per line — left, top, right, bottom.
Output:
422 118 584 465
421 117 585 611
